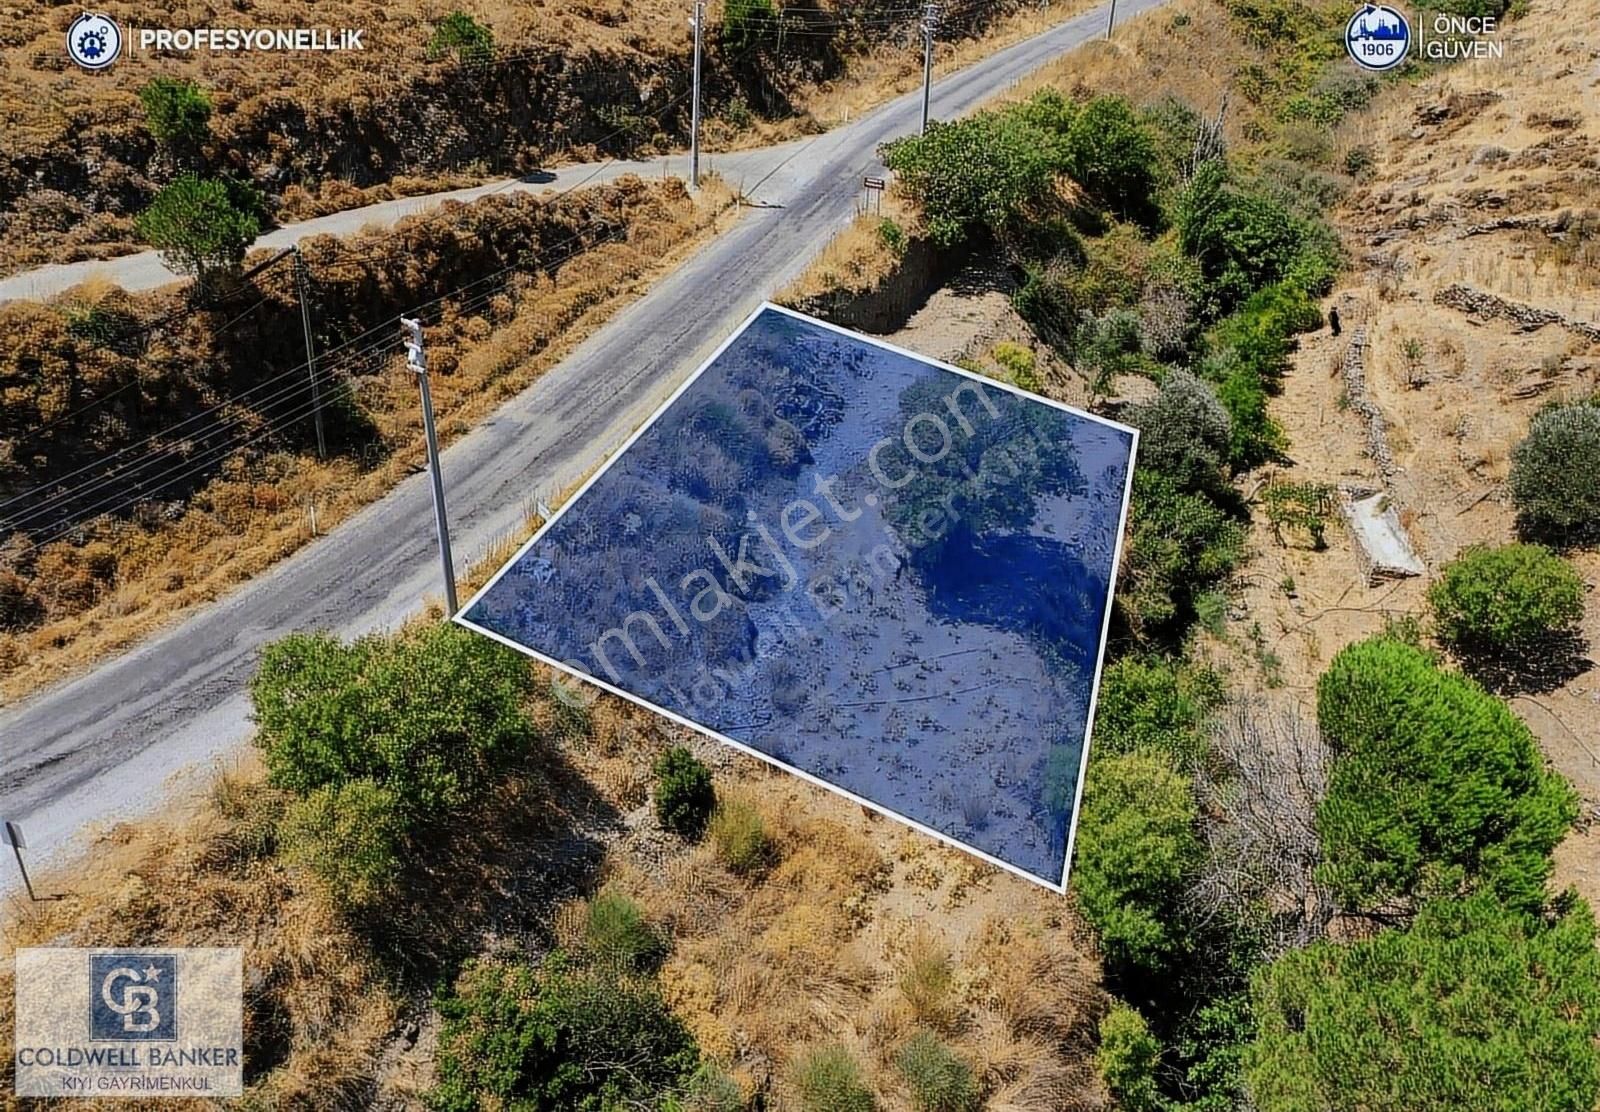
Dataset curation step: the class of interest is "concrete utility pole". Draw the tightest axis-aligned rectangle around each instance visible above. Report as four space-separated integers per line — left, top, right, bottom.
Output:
401 317 458 616
1105 0 1118 39
690 0 705 190
920 2 941 135
292 247 326 459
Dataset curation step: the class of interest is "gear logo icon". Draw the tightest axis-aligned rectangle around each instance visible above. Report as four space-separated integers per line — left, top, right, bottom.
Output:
66 12 122 70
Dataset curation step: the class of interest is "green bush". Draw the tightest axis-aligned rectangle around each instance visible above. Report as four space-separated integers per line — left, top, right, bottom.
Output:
277 779 405 910
881 98 1067 247
1131 369 1232 494
1063 96 1161 226
654 746 716 838
1093 656 1223 767
1247 892 1600 1111
896 1032 977 1112
1177 162 1335 319
1097 1004 1162 1112
722 0 778 52
1122 470 1247 641
990 341 1040 392
431 957 700 1112
708 799 773 875
877 218 908 256
670 1062 745 1111
1429 544 1585 660
138 77 211 159
1315 637 1578 913
134 174 260 290
1072 752 1200 974
251 624 535 822
584 891 667 972
791 1045 874 1112
1509 400 1600 541
427 10 494 63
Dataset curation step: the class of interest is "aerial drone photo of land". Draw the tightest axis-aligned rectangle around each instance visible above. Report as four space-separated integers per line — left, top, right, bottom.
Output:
460 305 1136 885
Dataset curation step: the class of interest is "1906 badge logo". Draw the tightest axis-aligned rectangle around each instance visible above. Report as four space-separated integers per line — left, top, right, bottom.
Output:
66 12 123 70
1345 3 1411 72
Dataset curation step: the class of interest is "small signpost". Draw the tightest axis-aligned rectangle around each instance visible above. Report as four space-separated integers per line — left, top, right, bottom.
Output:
5 820 37 901
862 175 886 215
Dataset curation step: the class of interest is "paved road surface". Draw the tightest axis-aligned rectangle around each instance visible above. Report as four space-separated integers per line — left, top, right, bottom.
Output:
0 0 1166 886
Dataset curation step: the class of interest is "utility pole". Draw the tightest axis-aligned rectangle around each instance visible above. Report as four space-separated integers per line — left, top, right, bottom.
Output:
293 246 326 459
401 317 458 616
1105 0 1118 39
689 0 705 190
920 2 940 135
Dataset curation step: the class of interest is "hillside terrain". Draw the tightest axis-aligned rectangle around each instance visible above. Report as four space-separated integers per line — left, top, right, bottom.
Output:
0 0 1082 272
4 0 1599 1110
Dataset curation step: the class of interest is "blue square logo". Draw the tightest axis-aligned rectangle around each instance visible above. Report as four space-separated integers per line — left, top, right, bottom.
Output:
89 953 177 1041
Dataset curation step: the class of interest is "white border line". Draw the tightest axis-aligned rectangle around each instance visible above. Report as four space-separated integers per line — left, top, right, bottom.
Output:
453 302 1140 893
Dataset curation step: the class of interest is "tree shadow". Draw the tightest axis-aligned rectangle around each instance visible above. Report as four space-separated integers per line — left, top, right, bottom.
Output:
1456 631 1593 696
361 745 623 986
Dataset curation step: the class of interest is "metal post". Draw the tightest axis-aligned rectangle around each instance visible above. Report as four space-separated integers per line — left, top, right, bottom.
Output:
920 3 939 135
1105 0 1118 39
5 821 36 902
690 0 705 190
293 247 326 459
402 318 459 616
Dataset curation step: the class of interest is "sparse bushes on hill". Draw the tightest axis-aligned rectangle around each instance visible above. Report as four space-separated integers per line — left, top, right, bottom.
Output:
1122 471 1247 641
896 1031 978 1112
250 624 535 903
1314 637 1578 915
584 891 668 973
654 746 716 838
1509 399 1600 542
1248 892 1600 1112
1429 544 1586 662
1062 96 1161 227
791 1045 875 1112
1092 656 1223 767
134 174 261 290
277 779 405 910
1130 369 1233 495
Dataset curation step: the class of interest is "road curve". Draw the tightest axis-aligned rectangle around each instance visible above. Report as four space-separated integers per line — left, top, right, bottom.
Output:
0 0 1167 882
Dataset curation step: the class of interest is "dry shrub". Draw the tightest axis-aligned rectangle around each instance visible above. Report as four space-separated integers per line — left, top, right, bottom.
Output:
899 928 958 1030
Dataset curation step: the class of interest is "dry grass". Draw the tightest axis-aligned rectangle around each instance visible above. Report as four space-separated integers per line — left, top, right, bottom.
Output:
0 177 740 704
0 755 397 1110
779 192 919 306
597 758 1108 1110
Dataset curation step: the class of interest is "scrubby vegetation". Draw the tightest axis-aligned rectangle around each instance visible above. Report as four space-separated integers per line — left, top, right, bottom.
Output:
654 745 716 838
1510 398 1600 543
1429 543 1586 671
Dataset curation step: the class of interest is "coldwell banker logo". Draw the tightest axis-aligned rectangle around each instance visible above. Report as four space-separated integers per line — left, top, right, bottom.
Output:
90 953 177 1040
14 947 242 1097
66 11 123 69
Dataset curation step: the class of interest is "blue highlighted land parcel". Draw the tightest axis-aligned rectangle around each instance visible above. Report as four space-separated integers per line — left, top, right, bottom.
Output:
458 305 1136 888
